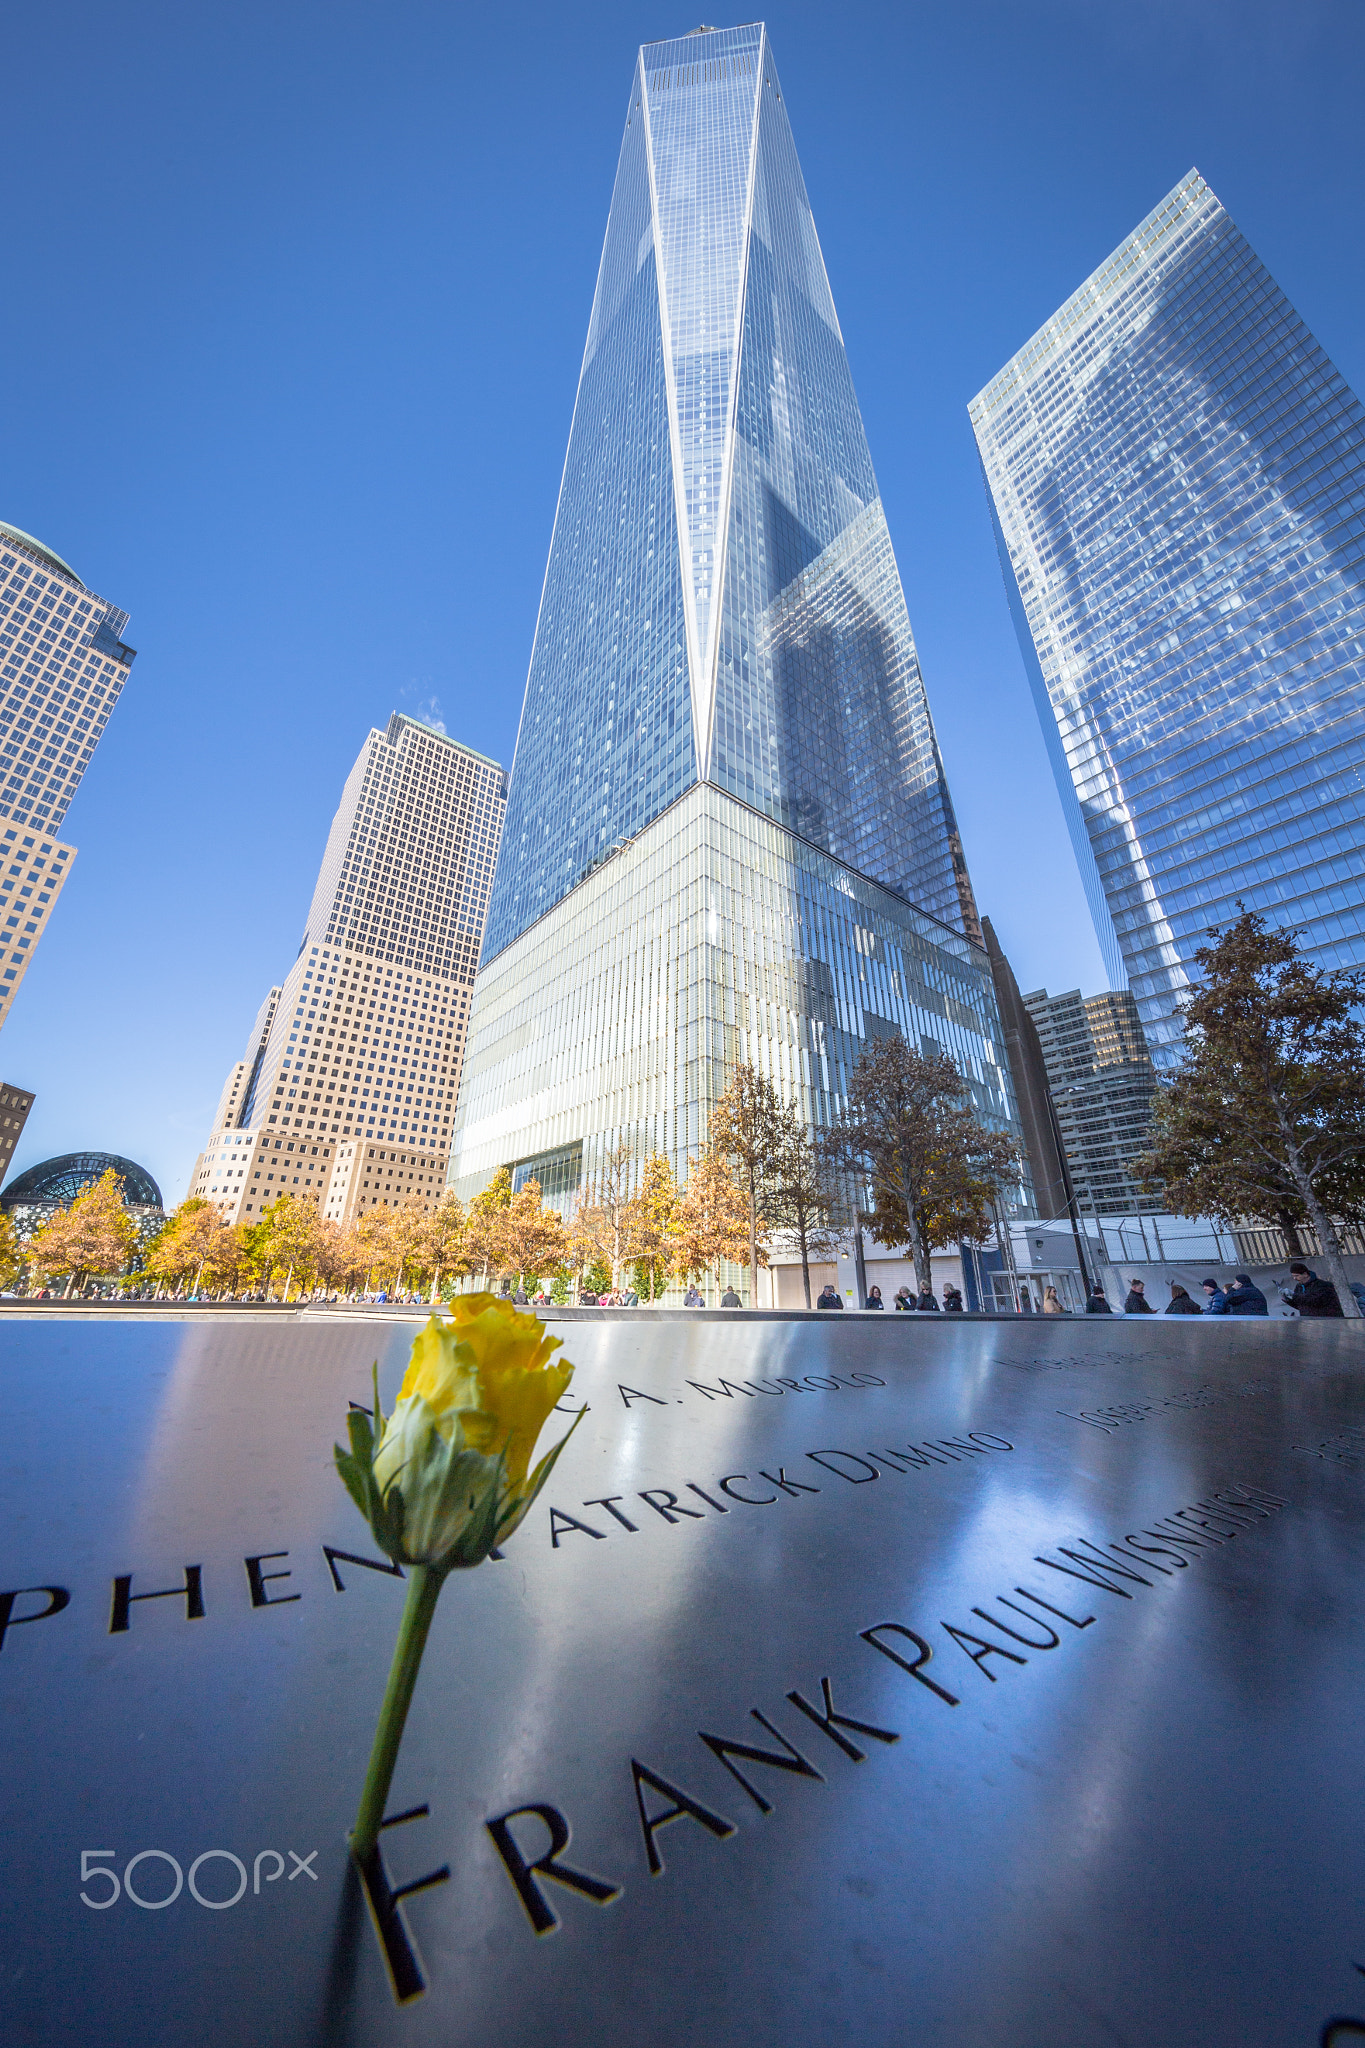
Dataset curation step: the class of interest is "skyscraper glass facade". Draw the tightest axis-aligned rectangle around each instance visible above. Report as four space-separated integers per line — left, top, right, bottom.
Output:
455 26 1021 1259
972 170 1365 1065
487 23 978 959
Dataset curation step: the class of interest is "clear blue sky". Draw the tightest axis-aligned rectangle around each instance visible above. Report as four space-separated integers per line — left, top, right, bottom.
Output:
1 0 1360 1205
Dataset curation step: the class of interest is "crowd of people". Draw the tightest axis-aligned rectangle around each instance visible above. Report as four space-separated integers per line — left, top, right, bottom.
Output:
1082 1261 1360 1317
497 1258 1363 1316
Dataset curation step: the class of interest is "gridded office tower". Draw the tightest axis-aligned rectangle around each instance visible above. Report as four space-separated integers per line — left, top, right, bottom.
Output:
452 24 1021 1231
0 1081 34 1190
972 170 1365 1067
191 714 505 1225
0 522 134 1026
1022 986 1158 1216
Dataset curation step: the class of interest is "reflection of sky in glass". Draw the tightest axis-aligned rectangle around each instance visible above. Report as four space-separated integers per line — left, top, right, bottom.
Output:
973 170 1365 1064
488 25 977 963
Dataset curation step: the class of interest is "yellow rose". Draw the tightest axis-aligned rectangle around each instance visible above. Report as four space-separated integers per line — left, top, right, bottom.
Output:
349 1299 579 1570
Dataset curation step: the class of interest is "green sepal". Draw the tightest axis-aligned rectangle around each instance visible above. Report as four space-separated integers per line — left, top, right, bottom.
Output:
333 1444 373 1521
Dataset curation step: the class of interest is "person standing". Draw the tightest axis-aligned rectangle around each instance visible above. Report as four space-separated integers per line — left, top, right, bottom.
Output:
1124 1279 1154 1314
1165 1283 1202 1315
1042 1285 1064 1314
1224 1274 1269 1315
1201 1279 1228 1313
893 1286 914 1311
683 1283 704 1307
1085 1285 1113 1314
943 1284 964 1311
916 1287 940 1311
1281 1261 1344 1316
816 1283 843 1310
866 1284 885 1309
720 1285 741 1308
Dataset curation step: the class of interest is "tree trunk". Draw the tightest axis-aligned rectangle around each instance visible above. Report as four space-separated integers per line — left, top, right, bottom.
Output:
1275 1209 1305 1258
799 1219 811 1310
904 1199 931 1296
1296 1176 1361 1316
1274 1104 1361 1316
748 1184 759 1309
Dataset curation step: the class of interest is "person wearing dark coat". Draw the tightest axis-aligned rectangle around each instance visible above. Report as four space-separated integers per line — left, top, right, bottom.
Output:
1085 1286 1113 1313
1201 1280 1228 1313
1124 1279 1154 1314
1165 1283 1202 1315
893 1287 915 1310
816 1284 843 1310
1224 1275 1268 1316
720 1286 741 1307
1281 1262 1344 1316
943 1285 964 1311
916 1288 940 1311
866 1285 885 1309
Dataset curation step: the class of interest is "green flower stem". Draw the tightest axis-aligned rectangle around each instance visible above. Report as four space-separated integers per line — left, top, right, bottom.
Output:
350 1562 446 1864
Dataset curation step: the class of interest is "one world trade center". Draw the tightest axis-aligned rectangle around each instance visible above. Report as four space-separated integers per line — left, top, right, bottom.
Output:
451 23 1020 1223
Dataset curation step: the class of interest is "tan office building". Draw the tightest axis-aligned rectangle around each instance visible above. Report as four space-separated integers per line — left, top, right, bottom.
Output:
0 521 135 1030
190 714 505 1227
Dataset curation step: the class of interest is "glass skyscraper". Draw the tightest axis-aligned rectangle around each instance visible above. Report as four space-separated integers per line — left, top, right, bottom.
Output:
972 169 1365 1066
452 24 1021 1249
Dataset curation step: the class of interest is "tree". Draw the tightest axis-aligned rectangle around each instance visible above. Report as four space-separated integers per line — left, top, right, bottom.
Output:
310 1219 357 1298
570 1141 635 1289
623 1153 679 1299
709 1063 785 1304
672 1148 752 1294
831 1034 1019 1296
771 1118 845 1309
0 1209 22 1291
143 1198 222 1295
420 1193 468 1304
465 1166 513 1288
1133 910 1365 1316
501 1178 568 1291
202 1222 251 1296
27 1169 138 1295
255 1193 324 1300
354 1207 395 1295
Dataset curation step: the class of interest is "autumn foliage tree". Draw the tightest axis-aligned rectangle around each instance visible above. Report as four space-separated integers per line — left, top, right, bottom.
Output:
464 1167 513 1288
672 1147 752 1294
623 1153 680 1299
830 1035 1018 1296
27 1168 138 1295
500 1177 568 1291
1133 910 1365 1316
771 1120 845 1309
709 1064 786 1305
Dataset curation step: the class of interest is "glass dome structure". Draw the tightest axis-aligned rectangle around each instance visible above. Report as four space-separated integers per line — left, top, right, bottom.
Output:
1 1151 163 1220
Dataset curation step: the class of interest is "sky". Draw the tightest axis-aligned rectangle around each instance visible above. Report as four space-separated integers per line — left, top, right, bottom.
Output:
0 0 1361 1205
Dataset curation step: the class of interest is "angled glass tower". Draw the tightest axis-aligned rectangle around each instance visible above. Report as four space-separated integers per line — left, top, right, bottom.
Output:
971 170 1365 1067
453 23 1020 1245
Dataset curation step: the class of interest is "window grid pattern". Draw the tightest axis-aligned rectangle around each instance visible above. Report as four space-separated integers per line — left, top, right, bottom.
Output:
454 782 1018 1213
973 170 1365 1063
